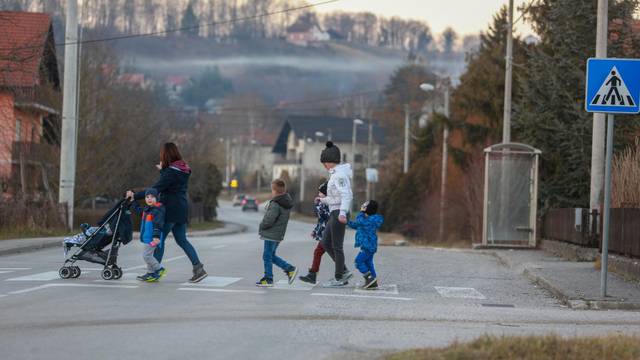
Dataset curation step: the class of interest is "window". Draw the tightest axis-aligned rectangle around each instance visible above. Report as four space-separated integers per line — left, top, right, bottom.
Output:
15 119 21 141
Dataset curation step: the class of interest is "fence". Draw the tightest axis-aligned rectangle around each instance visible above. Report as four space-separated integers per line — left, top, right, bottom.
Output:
541 208 598 248
608 208 640 258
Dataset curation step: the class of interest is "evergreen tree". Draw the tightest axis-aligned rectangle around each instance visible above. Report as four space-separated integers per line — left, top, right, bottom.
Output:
514 0 640 208
181 1 199 37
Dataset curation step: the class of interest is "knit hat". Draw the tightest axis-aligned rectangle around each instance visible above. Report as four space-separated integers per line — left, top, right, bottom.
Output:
320 141 341 163
360 200 379 216
318 182 328 196
144 188 159 198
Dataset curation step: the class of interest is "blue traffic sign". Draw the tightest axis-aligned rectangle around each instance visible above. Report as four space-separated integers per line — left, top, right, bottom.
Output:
585 58 640 114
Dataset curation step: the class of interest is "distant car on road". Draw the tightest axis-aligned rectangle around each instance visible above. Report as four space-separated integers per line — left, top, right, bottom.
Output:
232 194 246 207
241 197 259 212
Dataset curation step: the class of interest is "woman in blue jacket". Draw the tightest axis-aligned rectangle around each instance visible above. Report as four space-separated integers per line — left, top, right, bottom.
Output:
127 142 207 283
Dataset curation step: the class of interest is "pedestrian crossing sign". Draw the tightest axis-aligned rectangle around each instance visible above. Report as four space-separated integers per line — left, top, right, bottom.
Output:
585 58 640 114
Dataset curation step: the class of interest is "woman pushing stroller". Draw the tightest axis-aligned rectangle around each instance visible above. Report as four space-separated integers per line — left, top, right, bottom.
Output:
126 142 208 283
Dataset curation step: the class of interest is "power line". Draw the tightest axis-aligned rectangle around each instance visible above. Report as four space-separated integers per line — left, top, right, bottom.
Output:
513 0 539 26
0 0 339 51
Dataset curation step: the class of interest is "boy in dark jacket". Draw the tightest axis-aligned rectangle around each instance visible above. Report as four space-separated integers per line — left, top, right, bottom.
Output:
131 188 166 282
348 200 384 289
299 182 330 284
256 179 297 287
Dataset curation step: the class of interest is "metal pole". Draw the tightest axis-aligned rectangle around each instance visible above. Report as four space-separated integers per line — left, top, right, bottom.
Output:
601 113 614 297
225 138 231 186
366 119 373 200
351 121 357 164
439 88 450 242
403 104 410 173
502 0 514 143
59 0 79 230
590 0 609 214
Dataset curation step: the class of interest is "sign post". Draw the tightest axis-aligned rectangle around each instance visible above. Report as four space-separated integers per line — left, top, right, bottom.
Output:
585 58 640 297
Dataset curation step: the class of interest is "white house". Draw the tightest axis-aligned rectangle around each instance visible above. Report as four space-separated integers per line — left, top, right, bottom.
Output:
286 16 330 47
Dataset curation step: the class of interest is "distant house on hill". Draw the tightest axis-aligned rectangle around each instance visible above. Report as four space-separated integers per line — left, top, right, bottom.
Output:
0 11 61 197
165 75 189 101
286 15 330 47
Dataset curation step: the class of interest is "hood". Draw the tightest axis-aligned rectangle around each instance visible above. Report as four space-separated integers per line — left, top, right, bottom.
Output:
331 163 353 179
169 160 191 174
366 214 384 229
273 193 294 210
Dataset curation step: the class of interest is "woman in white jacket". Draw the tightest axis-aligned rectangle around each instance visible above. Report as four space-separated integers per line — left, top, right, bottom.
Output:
319 141 354 287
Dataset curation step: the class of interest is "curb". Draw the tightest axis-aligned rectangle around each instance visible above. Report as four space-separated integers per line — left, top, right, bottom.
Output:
523 267 640 310
188 221 247 237
0 221 248 257
0 239 62 257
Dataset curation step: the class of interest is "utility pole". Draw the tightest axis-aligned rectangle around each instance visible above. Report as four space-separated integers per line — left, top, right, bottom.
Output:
590 0 608 213
59 0 79 230
502 0 514 143
439 88 450 242
403 104 410 173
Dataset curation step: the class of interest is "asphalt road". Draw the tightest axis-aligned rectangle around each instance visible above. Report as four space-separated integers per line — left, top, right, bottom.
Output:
1 201 640 360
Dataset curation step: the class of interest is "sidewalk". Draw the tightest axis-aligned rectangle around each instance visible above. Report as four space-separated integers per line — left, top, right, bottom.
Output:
491 249 640 310
0 221 246 257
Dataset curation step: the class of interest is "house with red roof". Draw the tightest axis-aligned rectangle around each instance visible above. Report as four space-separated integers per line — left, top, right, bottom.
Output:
286 14 329 47
0 11 60 196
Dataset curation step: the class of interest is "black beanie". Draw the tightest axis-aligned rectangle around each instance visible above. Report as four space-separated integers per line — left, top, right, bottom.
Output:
318 182 328 195
320 141 341 163
361 200 379 215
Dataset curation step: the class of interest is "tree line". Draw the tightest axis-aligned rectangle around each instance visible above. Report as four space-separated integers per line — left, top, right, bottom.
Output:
1 0 461 53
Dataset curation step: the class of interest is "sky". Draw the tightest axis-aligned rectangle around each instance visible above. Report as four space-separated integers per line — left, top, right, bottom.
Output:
316 0 534 36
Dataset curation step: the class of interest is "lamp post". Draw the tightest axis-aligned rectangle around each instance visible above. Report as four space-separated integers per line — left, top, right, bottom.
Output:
420 82 450 242
352 119 364 163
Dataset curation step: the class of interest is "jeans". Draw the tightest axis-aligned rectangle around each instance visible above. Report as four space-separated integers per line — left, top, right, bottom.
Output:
310 242 325 273
355 249 376 278
153 222 201 266
321 211 347 280
263 240 293 279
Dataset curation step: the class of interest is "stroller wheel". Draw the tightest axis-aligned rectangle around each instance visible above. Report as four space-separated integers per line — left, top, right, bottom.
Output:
59 267 72 279
71 266 81 278
101 268 114 280
112 267 122 280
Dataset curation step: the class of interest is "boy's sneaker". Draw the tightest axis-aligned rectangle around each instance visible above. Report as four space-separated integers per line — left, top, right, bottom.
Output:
189 263 207 283
256 277 274 287
285 266 298 285
143 273 160 282
322 278 349 288
157 268 167 279
299 270 317 284
363 272 378 290
136 273 152 281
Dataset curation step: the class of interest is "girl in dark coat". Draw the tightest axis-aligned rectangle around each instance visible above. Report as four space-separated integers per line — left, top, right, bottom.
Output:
127 143 207 283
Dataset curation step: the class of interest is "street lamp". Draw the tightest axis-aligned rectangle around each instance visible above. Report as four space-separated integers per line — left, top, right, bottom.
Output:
352 119 364 163
420 82 450 243
315 131 325 142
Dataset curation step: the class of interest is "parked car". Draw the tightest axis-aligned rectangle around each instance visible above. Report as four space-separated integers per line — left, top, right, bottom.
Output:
232 194 246 207
241 197 259 212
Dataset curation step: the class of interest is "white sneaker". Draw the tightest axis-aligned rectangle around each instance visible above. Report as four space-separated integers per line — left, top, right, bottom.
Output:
322 278 349 288
342 270 354 281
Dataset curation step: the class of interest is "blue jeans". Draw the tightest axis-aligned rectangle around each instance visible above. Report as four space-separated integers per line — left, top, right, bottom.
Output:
262 240 293 279
153 222 201 266
355 250 376 278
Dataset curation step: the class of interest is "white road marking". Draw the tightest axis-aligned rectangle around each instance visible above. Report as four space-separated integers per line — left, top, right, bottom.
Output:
9 283 138 295
5 271 60 282
0 294 6 298
210 245 227 250
434 286 486 299
123 255 186 271
93 273 139 284
177 287 265 294
0 268 31 271
273 280 315 291
311 293 413 301
354 284 399 295
0 271 14 274
181 276 242 287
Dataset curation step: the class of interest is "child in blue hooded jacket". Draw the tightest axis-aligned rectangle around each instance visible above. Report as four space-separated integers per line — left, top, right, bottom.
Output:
131 188 166 282
348 200 384 289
